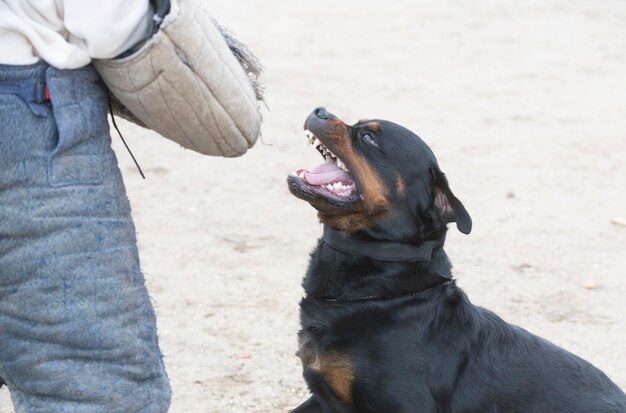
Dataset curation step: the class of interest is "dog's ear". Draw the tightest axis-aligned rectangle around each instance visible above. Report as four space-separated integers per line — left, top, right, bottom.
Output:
430 167 472 234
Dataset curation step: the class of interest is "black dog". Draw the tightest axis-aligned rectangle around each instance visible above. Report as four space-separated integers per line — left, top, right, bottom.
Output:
286 107 626 413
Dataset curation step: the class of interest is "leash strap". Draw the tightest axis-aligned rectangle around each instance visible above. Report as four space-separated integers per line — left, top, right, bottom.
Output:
0 79 50 117
322 226 436 263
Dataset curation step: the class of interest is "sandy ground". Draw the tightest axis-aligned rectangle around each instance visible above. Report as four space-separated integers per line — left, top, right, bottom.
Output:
2 0 626 412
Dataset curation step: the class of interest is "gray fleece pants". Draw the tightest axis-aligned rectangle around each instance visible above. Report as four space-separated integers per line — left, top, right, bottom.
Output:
0 62 171 413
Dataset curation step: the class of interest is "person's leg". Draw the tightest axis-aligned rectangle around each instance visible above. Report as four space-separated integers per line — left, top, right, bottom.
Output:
0 63 171 413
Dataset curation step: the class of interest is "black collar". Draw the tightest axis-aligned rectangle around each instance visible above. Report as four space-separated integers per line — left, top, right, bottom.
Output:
319 280 452 303
322 226 441 263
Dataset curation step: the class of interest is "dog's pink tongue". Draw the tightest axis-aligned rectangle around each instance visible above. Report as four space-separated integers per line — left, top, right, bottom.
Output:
302 163 352 185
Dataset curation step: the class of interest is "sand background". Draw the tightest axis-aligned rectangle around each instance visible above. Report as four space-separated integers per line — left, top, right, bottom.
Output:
1 0 625 412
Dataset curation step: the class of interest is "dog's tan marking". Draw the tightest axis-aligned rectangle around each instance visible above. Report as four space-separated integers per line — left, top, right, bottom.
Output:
320 210 384 233
312 118 389 232
345 153 387 209
396 175 406 197
366 122 380 132
318 352 354 403
297 334 354 404
325 119 388 211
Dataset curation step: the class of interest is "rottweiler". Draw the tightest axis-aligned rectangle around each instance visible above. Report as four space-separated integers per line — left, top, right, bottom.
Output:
286 107 626 413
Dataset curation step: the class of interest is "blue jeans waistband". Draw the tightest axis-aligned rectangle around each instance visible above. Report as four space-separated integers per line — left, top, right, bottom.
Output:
0 62 48 82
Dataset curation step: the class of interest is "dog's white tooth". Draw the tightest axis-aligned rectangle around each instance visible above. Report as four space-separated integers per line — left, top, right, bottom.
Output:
313 139 321 148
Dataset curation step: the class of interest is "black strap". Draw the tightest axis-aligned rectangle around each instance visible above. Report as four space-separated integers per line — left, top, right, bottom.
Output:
0 79 49 117
320 280 451 302
322 226 436 263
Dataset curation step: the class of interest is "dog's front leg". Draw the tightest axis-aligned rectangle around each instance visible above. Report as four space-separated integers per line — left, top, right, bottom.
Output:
290 395 325 413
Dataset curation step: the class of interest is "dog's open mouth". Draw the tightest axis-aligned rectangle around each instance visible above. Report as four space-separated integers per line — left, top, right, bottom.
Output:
288 130 360 206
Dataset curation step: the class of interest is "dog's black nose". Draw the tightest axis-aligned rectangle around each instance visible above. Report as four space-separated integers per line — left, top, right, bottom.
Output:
314 107 331 120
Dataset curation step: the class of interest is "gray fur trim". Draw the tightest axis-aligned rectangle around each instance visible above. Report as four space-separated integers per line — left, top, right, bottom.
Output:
108 92 147 127
212 18 265 103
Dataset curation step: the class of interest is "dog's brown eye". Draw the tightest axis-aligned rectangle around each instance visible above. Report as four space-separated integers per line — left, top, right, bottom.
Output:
362 133 379 148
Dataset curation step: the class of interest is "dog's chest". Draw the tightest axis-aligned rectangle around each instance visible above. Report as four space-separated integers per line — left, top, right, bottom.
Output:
296 300 368 411
295 298 394 409
296 296 434 411
297 327 355 405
